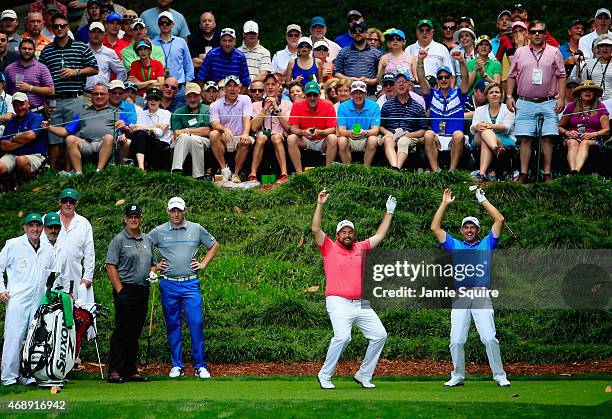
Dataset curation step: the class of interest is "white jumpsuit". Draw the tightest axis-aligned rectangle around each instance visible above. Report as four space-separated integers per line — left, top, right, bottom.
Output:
0 235 55 385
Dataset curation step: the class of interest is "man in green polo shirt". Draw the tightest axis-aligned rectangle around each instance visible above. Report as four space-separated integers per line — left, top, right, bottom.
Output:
171 83 211 179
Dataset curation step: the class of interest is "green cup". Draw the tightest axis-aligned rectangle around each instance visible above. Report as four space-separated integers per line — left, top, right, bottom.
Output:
261 175 270 184
352 124 361 135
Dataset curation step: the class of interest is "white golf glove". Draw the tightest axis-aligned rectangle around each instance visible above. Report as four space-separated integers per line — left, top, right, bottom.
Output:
386 196 397 214
148 271 159 283
475 187 487 203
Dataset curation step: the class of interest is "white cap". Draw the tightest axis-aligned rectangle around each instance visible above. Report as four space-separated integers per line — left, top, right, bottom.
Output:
336 220 355 233
351 80 367 93
461 216 480 228
243 20 259 34
12 92 28 103
131 18 146 29
1 10 18 20
596 34 612 47
108 79 125 90
297 36 313 47
158 11 174 22
224 74 241 86
220 27 236 38
595 8 611 18
167 196 186 210
89 21 105 32
313 40 329 49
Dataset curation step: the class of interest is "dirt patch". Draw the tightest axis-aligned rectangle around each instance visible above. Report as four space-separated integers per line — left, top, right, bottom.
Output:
78 359 612 377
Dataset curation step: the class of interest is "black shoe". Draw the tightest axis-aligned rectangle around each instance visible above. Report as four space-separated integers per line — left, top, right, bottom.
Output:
107 374 124 384
125 375 150 382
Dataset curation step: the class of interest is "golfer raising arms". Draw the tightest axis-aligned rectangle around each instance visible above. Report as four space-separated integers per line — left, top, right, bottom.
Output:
313 189 396 389
430 188 511 387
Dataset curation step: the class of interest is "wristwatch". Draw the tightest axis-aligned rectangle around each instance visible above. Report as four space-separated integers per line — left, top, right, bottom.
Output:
76 69 81 76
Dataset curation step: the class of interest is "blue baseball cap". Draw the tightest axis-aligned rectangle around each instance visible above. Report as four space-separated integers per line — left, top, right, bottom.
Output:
395 71 411 81
106 12 122 23
436 66 453 76
385 28 406 40
474 79 488 92
134 38 152 50
310 16 326 27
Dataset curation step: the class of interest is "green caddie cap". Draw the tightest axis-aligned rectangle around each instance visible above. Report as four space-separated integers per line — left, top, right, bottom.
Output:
60 188 78 200
44 212 61 227
417 19 434 28
24 213 43 225
304 80 320 95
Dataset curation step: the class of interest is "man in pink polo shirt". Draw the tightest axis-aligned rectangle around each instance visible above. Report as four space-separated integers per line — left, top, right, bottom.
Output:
506 20 566 184
312 188 397 390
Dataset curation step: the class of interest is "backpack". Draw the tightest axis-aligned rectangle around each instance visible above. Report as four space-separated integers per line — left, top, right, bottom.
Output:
21 290 77 387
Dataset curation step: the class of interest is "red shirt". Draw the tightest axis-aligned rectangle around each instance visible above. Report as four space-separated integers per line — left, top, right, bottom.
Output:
103 36 131 60
128 59 164 95
288 98 337 140
317 236 371 300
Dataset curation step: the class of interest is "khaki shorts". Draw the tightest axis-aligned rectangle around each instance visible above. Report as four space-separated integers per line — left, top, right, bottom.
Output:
80 138 104 158
0 153 45 172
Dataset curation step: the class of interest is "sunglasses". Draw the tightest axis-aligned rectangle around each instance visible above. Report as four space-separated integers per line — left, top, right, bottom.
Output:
147 97 161 101
46 225 61 230
158 20 172 26
164 84 178 90
287 32 300 38
110 90 124 95
348 16 361 23
437 75 451 80
61 198 76 204
382 81 395 87
306 92 319 97
53 23 69 30
351 28 366 34
443 25 457 30
297 43 312 49
249 88 264 93
386 36 403 42
529 29 546 35
367 37 380 42
314 46 329 52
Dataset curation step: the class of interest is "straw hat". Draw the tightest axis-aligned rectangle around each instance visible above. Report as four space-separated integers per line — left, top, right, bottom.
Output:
572 80 604 99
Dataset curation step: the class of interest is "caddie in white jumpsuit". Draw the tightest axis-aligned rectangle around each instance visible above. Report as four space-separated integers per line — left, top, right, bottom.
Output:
312 189 397 389
0 213 56 386
431 187 511 387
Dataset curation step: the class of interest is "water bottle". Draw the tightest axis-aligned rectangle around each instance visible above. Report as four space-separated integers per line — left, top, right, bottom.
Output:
439 121 446 136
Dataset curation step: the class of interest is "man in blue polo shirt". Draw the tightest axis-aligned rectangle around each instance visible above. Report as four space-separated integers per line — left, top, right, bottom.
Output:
149 197 219 380
337 81 380 166
335 10 364 48
196 28 250 93
0 92 46 183
416 49 470 172
430 187 511 388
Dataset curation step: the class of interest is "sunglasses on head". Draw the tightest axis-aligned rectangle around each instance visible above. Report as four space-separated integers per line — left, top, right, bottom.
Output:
437 74 451 80
249 88 264 93
306 92 319 97
314 46 329 52
529 29 546 35
443 25 457 30
61 198 76 204
53 23 69 30
164 83 178 90
158 20 172 26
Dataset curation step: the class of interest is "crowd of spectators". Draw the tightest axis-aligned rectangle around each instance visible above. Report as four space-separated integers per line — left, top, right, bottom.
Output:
0 1 610 188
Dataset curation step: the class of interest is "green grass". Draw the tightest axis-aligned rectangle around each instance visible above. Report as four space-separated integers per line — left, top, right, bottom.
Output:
0 379 610 418
0 166 611 364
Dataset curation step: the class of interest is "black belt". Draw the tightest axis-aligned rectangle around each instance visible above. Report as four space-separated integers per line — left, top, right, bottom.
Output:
518 96 555 103
52 93 82 99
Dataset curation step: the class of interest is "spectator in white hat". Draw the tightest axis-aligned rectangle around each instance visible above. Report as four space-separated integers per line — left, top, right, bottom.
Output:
238 21 272 82
572 34 612 101
271 24 301 75
120 18 166 71
0 10 21 54
140 0 190 39
579 8 612 58
284 36 323 86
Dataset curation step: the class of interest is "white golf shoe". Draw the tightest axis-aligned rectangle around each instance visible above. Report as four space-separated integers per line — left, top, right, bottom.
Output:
195 367 211 379
443 377 465 387
496 378 512 387
317 374 335 389
169 366 184 378
353 374 376 389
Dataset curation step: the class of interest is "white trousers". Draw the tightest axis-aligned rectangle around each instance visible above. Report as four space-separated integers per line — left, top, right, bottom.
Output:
1 290 39 385
319 296 387 380
171 133 210 178
449 306 507 381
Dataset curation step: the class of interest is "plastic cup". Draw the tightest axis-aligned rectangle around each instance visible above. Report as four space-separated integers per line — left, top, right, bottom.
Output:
15 74 24 83
352 124 361 135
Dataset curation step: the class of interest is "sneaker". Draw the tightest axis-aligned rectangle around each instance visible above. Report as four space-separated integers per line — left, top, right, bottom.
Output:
472 172 486 181
353 374 376 389
496 378 512 387
168 366 184 378
195 367 211 379
58 170 76 177
221 166 232 182
231 174 242 183
275 174 289 184
317 374 335 390
443 377 465 387
246 175 257 182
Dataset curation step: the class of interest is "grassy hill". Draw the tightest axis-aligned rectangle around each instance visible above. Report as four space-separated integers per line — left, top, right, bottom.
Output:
0 165 611 365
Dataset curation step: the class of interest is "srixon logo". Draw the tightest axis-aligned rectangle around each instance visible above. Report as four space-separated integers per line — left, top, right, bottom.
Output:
55 327 73 373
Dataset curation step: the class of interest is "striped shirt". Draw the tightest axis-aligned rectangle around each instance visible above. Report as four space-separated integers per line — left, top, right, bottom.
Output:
425 88 468 135
238 43 272 82
197 47 251 86
4 60 55 108
333 44 383 93
39 38 98 96
381 96 428 133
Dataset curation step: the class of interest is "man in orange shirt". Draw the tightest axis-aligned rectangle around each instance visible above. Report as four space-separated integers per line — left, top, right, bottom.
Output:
21 12 52 58
312 188 396 390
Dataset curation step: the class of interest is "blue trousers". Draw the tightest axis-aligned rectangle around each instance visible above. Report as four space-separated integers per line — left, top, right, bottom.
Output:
159 279 207 369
